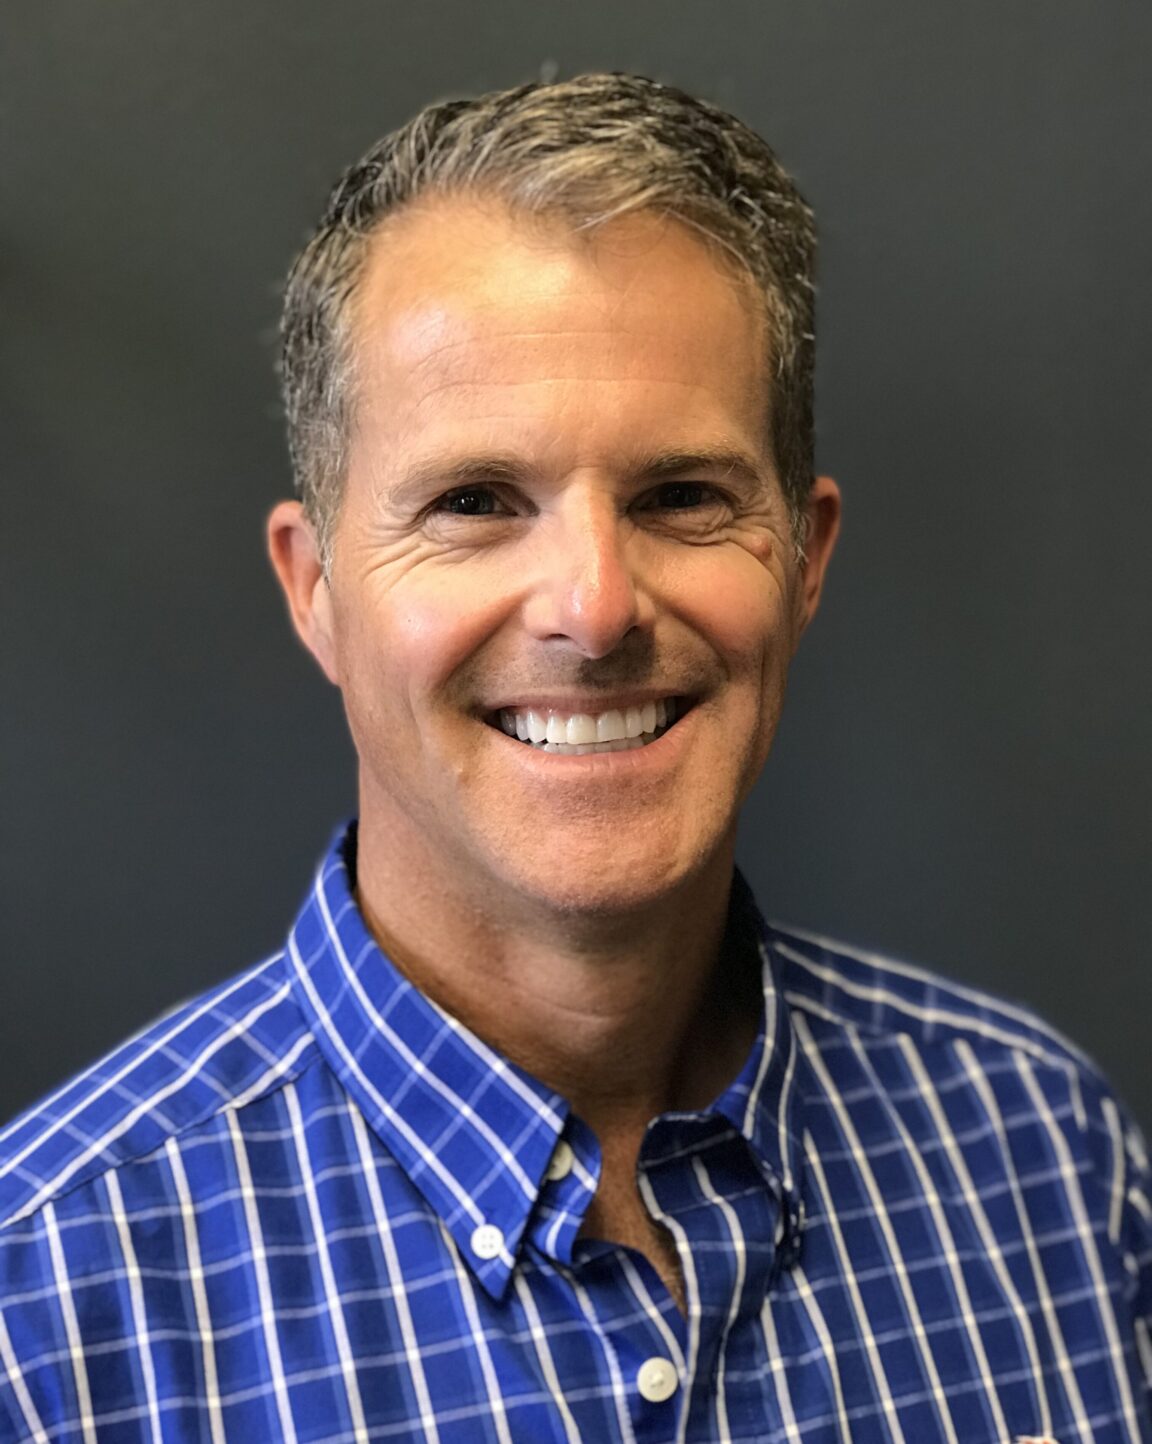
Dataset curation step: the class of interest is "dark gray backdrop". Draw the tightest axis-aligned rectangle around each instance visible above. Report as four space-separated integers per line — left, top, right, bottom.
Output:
3 1 1150 1130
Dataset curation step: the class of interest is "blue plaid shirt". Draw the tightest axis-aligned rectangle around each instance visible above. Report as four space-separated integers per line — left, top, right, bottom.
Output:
1 824 1149 1442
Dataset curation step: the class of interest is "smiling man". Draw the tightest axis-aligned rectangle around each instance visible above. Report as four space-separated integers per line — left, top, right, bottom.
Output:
1 74 1149 1444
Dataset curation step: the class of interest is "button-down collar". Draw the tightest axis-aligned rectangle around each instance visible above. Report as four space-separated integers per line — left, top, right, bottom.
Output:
288 825 806 1298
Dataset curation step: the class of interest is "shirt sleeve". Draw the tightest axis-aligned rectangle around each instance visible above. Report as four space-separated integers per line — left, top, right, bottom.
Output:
0 1217 78 1443
0 1316 45 1444
1119 1104 1152 1400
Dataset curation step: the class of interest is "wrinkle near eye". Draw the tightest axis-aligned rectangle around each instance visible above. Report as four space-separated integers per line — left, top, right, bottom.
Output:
339 530 440 590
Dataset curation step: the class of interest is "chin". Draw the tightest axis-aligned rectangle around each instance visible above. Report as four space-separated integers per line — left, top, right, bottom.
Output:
494 830 728 922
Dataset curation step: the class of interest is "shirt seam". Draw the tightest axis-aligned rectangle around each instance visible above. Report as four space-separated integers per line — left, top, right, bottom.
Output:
784 991 1103 1099
0 1041 327 1234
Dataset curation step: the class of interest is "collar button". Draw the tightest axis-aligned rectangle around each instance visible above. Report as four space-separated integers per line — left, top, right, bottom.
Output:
545 1139 575 1181
470 1223 504 1261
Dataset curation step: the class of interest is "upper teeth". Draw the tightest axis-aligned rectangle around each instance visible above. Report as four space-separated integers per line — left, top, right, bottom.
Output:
499 699 673 748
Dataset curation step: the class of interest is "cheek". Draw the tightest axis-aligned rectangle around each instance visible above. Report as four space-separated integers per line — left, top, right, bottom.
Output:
673 549 793 669
338 563 520 702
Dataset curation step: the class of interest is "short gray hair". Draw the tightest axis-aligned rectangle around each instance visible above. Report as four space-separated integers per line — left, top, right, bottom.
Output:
280 72 817 566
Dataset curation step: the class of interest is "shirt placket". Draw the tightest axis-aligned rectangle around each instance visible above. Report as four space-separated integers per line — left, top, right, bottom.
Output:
641 1120 788 1442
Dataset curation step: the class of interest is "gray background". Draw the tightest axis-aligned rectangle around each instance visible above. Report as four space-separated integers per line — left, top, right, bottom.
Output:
3 1 1149 1130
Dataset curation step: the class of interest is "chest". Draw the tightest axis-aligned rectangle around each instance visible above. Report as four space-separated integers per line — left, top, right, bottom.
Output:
580 1162 688 1313
38 1163 1144 1444
16 1073 1145 1444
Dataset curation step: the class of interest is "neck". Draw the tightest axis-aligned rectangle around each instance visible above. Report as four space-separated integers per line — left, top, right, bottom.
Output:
351 813 761 1132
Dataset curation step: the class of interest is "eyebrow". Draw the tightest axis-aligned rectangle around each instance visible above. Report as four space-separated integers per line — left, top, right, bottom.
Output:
626 448 767 487
389 446 768 506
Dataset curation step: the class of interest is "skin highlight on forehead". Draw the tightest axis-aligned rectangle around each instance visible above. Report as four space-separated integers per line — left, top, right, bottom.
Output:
344 198 774 467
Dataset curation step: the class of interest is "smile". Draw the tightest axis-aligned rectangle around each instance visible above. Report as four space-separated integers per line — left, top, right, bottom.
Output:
489 698 683 755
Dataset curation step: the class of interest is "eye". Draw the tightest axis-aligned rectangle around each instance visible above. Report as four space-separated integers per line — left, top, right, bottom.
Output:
433 486 503 516
635 481 731 518
644 482 713 510
632 480 734 538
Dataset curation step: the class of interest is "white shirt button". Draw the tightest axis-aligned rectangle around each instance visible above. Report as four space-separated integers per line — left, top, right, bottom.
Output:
636 1356 678 1403
470 1223 504 1260
545 1139 575 1181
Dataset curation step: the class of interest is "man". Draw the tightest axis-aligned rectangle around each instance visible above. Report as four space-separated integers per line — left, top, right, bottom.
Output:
0 73 1148 1444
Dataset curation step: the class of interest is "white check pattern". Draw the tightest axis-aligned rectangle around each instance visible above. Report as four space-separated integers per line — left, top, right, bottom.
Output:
0 823 1149 1442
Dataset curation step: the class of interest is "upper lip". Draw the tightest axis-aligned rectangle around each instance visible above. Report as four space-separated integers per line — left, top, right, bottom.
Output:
484 692 687 716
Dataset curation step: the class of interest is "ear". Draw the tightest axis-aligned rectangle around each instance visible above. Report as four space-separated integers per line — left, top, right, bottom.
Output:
795 474 841 636
266 500 341 684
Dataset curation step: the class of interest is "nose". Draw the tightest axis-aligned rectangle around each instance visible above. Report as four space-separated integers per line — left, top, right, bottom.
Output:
522 490 653 659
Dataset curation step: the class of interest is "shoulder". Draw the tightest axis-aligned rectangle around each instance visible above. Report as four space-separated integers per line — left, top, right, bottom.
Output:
768 917 1145 1169
768 920 1100 1078
769 922 1152 1311
0 949 320 1231
768 922 1150 1224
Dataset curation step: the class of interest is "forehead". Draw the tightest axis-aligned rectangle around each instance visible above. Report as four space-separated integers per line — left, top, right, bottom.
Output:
342 198 772 478
353 198 764 376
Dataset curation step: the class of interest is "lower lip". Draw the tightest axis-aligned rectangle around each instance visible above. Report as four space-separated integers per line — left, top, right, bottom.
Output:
487 708 698 778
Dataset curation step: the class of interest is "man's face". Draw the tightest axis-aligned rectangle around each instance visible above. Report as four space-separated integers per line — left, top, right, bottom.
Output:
274 199 838 919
